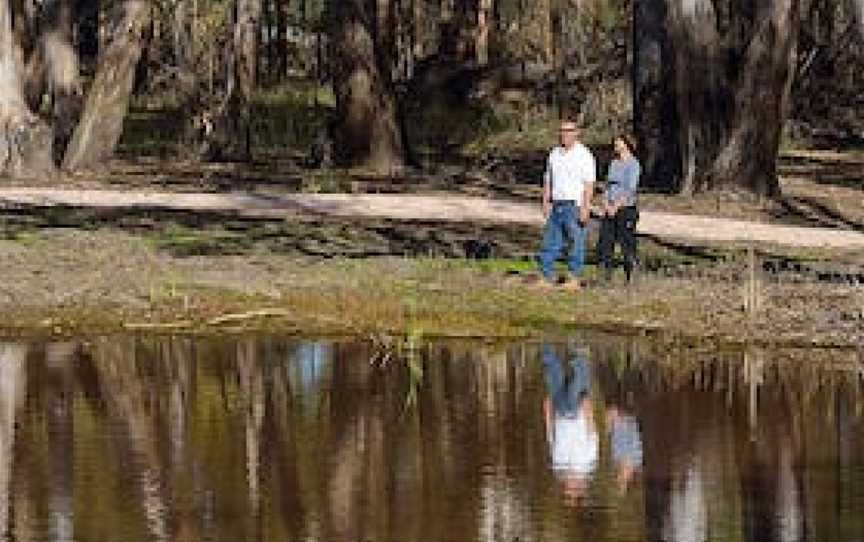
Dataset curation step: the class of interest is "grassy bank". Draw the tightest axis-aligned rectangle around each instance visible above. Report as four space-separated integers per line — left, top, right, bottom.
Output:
0 225 860 349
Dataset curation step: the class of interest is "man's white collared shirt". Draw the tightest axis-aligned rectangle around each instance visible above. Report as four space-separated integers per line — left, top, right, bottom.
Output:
545 143 596 206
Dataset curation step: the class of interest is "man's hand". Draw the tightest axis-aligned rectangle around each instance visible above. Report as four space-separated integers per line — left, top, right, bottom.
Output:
579 206 590 225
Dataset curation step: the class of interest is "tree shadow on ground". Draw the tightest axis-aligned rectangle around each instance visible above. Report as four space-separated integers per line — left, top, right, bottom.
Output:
3 204 862 286
777 150 864 191
81 152 548 202
0 204 541 260
770 194 864 233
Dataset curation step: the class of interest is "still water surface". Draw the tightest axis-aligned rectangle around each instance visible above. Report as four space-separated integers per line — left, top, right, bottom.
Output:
0 335 862 542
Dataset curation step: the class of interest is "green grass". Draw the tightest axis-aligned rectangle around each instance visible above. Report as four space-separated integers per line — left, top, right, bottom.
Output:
149 223 252 256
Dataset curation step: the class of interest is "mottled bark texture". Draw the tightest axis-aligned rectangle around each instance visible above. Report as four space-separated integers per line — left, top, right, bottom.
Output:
634 0 800 196
62 0 150 171
329 0 407 172
0 0 53 178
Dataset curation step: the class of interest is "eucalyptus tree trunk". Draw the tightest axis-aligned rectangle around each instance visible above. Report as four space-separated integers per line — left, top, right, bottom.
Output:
539 0 553 63
62 0 149 171
0 1 53 178
236 0 261 98
173 0 194 75
476 0 492 66
11 0 43 111
412 0 424 60
233 0 262 159
634 0 799 196
329 0 407 172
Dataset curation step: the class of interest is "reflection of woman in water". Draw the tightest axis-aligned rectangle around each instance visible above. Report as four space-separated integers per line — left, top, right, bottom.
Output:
607 406 643 492
542 345 598 504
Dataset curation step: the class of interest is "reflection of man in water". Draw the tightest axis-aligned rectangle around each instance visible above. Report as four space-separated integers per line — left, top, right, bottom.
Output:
542 344 598 505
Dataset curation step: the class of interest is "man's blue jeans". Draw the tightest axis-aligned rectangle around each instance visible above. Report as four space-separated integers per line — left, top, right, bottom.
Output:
542 344 591 416
538 201 586 282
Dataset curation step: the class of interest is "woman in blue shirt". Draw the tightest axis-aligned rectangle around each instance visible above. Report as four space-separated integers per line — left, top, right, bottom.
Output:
598 134 641 282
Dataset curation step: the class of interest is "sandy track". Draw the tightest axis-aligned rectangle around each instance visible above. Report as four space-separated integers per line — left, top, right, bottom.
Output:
2 187 864 249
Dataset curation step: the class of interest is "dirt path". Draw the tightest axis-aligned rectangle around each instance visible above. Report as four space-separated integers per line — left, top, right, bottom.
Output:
2 186 864 249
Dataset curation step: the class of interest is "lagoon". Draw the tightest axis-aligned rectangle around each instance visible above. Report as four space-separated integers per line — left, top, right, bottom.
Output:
0 334 861 541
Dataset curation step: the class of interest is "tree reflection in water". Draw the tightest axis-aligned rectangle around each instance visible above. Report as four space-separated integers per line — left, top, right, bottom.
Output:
0 335 859 541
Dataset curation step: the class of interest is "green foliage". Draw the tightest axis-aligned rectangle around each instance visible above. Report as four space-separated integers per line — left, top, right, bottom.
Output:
251 81 335 152
121 82 334 157
118 109 183 157
403 94 510 155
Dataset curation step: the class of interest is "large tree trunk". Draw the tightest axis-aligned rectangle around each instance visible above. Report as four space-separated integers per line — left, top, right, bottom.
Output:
633 0 680 191
61 0 149 171
634 0 799 196
0 1 53 178
699 2 800 195
329 0 407 172
10 0 43 111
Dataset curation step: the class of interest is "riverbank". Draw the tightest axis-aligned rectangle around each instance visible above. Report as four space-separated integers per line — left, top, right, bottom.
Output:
1 227 861 348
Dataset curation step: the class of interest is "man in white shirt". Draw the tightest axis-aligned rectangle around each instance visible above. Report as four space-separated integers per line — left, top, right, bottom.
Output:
537 119 597 290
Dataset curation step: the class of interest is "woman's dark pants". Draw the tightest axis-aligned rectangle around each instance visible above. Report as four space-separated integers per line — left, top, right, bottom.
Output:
598 206 639 281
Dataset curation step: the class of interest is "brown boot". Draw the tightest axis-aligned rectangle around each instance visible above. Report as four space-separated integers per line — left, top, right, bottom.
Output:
535 278 558 291
561 277 582 292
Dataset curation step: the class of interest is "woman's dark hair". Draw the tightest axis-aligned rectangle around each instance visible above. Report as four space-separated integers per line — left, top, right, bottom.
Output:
616 133 638 154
